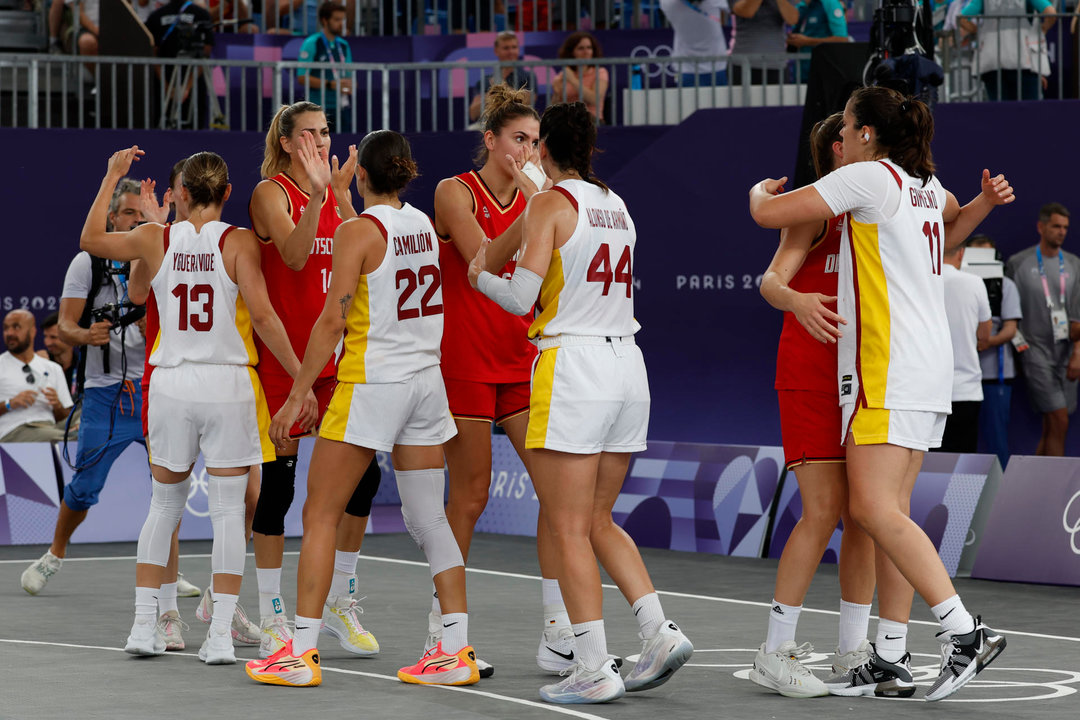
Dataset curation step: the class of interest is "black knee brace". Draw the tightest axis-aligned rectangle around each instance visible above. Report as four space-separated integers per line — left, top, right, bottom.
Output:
345 460 383 518
251 455 298 536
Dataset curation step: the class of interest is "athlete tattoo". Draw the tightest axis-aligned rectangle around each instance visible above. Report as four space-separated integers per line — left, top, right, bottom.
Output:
339 293 352 319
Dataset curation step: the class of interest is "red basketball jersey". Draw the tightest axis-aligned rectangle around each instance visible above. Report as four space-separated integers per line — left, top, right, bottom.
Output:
250 173 338 381
438 170 536 383
775 216 843 392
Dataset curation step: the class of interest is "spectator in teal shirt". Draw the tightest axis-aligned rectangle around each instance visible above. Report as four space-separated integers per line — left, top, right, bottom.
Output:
298 1 354 131
789 0 849 80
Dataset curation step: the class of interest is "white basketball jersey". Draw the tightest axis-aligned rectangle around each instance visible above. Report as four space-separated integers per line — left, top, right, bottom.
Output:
336 203 443 384
148 220 259 368
529 179 639 339
836 160 952 413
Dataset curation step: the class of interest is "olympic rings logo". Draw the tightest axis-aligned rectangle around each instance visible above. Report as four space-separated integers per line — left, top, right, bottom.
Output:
1063 489 1080 555
629 44 676 79
185 469 210 518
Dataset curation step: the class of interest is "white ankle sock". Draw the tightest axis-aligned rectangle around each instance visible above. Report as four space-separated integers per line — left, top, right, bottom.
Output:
256 567 284 619
572 620 608 671
631 592 665 640
440 612 468 654
931 595 974 636
765 600 801 653
158 582 179 615
211 592 239 635
541 578 564 607
875 618 909 663
293 614 321 654
838 600 872 654
135 586 158 621
331 549 360 597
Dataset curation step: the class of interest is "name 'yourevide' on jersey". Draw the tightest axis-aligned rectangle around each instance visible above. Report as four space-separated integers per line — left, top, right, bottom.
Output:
529 179 640 339
336 203 444 384
147 220 259 368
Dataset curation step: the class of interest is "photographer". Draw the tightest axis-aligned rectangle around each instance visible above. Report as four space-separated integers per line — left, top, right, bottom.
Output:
21 179 149 596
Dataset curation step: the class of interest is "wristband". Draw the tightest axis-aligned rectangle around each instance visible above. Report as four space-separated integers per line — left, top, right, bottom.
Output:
4 401 10 412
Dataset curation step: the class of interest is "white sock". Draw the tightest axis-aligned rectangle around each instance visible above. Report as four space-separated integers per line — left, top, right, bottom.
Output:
876 618 909 663
838 600 871 654
293 614 322 654
440 612 469 654
931 595 974 636
158 582 179 615
135 586 158 621
631 592 665 640
331 549 360 597
256 566 285 620
211 592 239 636
572 620 608 671
765 600 801 653
541 578 564 607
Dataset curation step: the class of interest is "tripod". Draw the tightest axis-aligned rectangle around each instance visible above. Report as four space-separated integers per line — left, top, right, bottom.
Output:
160 53 227 130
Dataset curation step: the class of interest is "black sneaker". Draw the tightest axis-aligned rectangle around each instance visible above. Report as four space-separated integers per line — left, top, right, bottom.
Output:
827 642 915 698
925 616 1006 702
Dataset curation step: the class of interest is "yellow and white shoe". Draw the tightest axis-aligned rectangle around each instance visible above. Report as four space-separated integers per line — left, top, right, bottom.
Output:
321 595 379 656
260 614 294 659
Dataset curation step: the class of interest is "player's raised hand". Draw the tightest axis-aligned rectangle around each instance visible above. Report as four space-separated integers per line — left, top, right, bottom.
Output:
297 130 331 193
140 179 169 225
331 144 358 192
980 169 1015 206
108 146 144 178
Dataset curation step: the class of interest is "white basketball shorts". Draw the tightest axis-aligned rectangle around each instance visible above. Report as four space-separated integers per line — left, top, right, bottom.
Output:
526 336 649 454
842 403 947 452
319 364 457 451
148 363 273 472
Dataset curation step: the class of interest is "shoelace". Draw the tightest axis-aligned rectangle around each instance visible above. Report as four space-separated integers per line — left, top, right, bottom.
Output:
38 558 60 579
786 642 815 660
161 615 191 633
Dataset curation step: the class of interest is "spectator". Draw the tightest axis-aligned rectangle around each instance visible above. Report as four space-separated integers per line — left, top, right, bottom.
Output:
0 309 73 442
788 0 849 81
298 1 354 132
660 0 730 85
958 0 1056 101
1005 203 1077 456
469 31 539 123
39 311 77 392
549 32 609 122
968 235 1023 465
937 242 993 452
70 0 100 59
730 0 800 84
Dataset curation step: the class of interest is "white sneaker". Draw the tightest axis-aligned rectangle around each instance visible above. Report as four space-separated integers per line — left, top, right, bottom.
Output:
259 615 294 659
749 641 829 698
157 610 188 651
124 615 166 656
424 609 493 677
322 595 379 656
198 626 237 664
175 574 201 598
824 639 871 689
195 586 261 645
540 658 625 704
624 620 694 691
538 624 577 673
21 552 62 595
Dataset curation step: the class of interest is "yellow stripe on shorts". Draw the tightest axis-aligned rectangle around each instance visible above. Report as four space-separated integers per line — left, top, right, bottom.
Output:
248 367 276 463
525 348 558 449
320 381 355 442
850 406 891 446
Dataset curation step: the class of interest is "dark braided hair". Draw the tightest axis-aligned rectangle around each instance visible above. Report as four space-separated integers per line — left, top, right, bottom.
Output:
357 130 418 195
539 102 607 192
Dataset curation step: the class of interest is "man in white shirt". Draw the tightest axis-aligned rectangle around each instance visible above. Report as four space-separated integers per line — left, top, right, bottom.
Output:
660 0 730 83
938 243 992 452
0 309 73 442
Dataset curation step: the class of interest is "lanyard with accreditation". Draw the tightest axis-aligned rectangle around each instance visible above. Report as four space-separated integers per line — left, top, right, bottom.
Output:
1036 246 1070 342
320 34 351 108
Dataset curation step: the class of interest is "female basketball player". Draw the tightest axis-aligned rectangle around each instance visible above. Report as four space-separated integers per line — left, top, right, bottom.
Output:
249 101 382 660
749 86 1014 701
81 147 316 665
469 102 693 705
434 83 570 675
246 131 476 689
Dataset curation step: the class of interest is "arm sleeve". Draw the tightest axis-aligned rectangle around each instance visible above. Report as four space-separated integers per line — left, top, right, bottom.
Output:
477 267 543 316
812 162 898 222
976 279 992 323
61 252 93 301
1001 277 1022 320
960 0 983 16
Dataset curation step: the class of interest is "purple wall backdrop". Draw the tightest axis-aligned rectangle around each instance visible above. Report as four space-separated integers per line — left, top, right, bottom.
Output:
4 100 1080 454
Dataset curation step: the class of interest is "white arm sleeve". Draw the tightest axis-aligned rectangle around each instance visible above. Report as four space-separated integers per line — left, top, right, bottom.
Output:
477 267 543 316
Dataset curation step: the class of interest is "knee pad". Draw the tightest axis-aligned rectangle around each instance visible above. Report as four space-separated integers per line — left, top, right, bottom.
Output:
345 460 383 518
396 468 462 577
251 456 298 536
208 473 249 576
136 475 192 566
